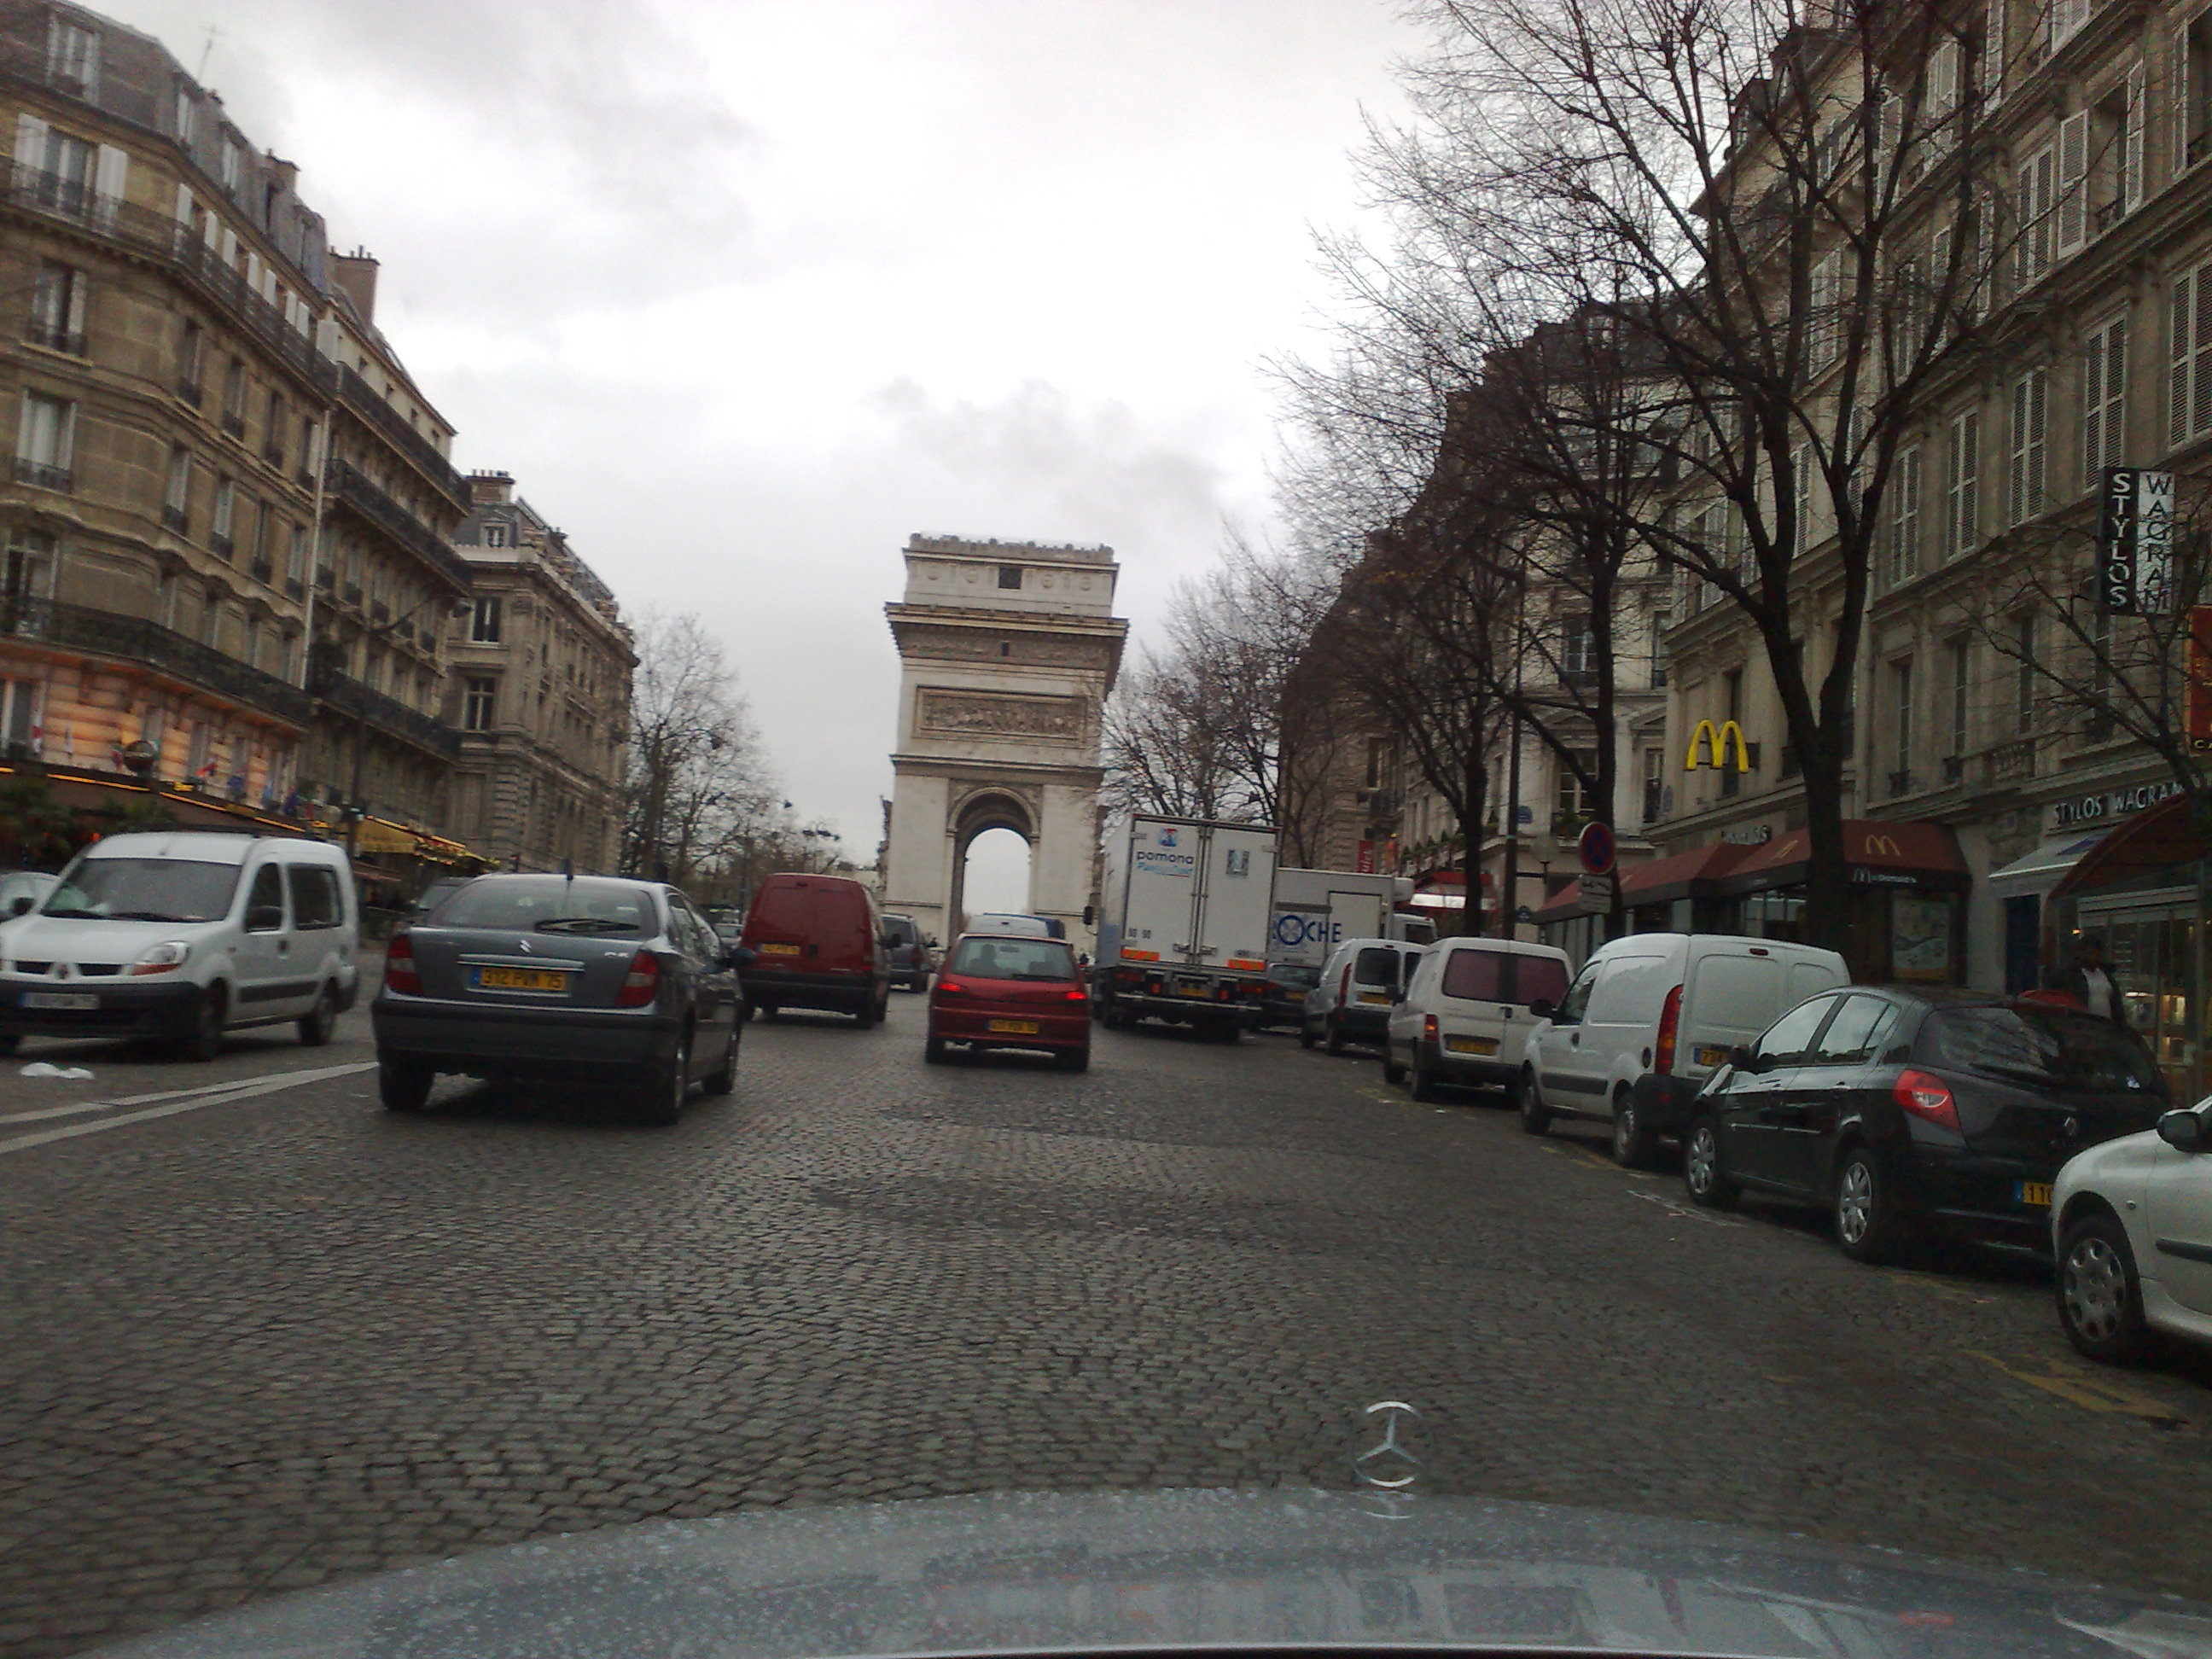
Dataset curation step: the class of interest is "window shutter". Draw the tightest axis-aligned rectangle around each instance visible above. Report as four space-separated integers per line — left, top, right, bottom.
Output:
2085 323 2107 475
13 112 47 169
1959 410 1980 549
2009 379 2029 523
2194 266 2212 439
219 225 237 266
1793 446 1813 554
2171 270 2195 445
2027 368 2047 512
93 143 125 201
63 269 85 341
172 181 192 224
2056 111 2089 255
54 400 75 471
1929 40 1961 153
1810 251 1839 365
2126 63 2146 209
244 251 263 298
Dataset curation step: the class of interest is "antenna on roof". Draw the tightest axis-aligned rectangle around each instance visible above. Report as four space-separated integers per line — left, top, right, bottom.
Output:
195 25 224 82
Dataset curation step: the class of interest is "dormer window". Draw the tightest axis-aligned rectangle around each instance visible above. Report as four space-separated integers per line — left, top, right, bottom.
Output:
997 565 1022 589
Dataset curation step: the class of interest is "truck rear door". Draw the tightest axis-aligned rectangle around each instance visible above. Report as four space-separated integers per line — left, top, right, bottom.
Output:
1121 819 1199 964
1196 824 1278 972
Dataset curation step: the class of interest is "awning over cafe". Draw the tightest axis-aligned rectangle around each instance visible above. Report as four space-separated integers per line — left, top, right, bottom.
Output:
1709 818 1970 895
2052 795 2204 900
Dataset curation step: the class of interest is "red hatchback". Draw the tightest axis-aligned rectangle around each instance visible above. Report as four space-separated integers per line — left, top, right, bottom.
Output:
926 933 1090 1071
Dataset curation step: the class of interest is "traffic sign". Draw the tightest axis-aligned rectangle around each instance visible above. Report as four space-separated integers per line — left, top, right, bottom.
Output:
1577 820 1617 876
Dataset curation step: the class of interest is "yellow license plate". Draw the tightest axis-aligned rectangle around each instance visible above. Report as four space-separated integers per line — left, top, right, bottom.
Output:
1282 989 1307 1002
1176 983 1210 998
1697 1045 1730 1066
1446 1035 1499 1056
477 967 569 992
759 941 801 956
2017 1181 2054 1208
987 1019 1040 1034
1358 992 1393 1005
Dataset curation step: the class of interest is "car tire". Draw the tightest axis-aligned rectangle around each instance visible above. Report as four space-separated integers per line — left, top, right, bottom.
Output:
2057 1208 2150 1365
854 999 879 1030
1382 1047 1406 1086
1410 1048 1441 1103
296 984 339 1047
1057 1045 1090 1073
1299 1020 1317 1051
1611 1091 1658 1169
378 1057 433 1114
1324 1016 1346 1057
178 985 226 1062
701 1029 736 1096
1683 1115 1738 1208
1832 1145 1908 1264
637 1033 690 1126
1214 1022 1241 1045
1516 1068 1551 1136
924 1035 947 1064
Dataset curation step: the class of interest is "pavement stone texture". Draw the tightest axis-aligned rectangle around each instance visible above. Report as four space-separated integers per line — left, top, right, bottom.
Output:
3 995 2212 1655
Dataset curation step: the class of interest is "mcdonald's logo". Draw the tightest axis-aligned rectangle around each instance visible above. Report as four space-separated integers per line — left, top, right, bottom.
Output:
1684 719 1751 772
1863 834 1902 857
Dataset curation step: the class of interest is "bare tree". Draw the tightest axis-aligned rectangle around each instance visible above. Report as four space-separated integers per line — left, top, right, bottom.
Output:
623 611 779 886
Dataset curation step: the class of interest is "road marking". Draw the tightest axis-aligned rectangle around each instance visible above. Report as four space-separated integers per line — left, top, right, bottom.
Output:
0 1061 375 1156
1627 1186 1745 1227
1969 1350 2187 1423
1879 1268 1994 1307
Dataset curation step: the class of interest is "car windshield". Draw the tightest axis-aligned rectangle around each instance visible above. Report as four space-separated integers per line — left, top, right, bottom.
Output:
1921 1004 2166 1094
431 877 658 937
40 858 241 923
947 936 1076 981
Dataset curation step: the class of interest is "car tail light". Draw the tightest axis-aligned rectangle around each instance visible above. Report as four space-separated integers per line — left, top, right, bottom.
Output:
1653 982 1684 1073
1423 1014 1439 1043
1895 1068 1960 1132
383 932 421 995
614 950 661 1008
935 978 966 998
1064 988 1087 1001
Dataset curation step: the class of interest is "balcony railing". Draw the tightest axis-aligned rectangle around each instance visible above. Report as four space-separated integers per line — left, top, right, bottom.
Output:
342 581 363 606
208 533 233 561
335 369 469 510
219 410 246 439
262 441 285 469
0 597 308 725
26 322 83 355
308 659 461 760
1886 768 1915 799
285 577 306 602
1986 738 2035 782
176 376 202 408
325 460 471 591
13 459 70 492
1941 754 1965 784
249 558 274 585
160 504 189 534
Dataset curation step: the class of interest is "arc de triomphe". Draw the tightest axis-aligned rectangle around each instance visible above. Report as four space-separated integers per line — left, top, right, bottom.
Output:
881 535 1127 950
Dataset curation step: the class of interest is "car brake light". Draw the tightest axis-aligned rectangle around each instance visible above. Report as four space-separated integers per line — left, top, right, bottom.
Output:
1064 988 1086 1001
614 950 661 1008
383 931 421 995
1423 1014 1438 1042
1340 963 1352 1003
1895 1068 1960 1132
1654 982 1684 1073
935 978 965 998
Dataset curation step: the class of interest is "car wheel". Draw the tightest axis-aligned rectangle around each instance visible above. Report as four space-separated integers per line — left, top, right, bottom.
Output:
1382 1046 1406 1086
701 1029 736 1096
738 1001 756 1022
637 1033 690 1126
1324 1016 1346 1056
1299 1019 1317 1051
1611 1091 1658 1169
2058 1210 2149 1365
854 999 879 1029
1832 1145 1908 1263
1683 1115 1738 1208
178 985 226 1062
296 984 339 1048
1057 1045 1090 1073
924 1035 947 1064
1410 1048 1441 1103
378 1057 433 1114
1516 1068 1551 1136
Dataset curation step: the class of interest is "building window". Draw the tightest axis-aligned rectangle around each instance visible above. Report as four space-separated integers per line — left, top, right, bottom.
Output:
1554 750 1599 825
221 359 247 436
1561 615 1595 680
264 390 285 468
2082 314 2128 480
470 596 503 643
46 16 100 98
463 677 497 731
2007 366 2047 525
2183 15 2212 173
1642 746 1664 824
287 522 308 596
1944 408 1978 556
1649 609 1670 687
1888 443 1923 585
1947 637 1970 764
247 499 272 583
178 320 202 400
2016 139 2054 287
220 136 242 193
1890 657 1915 795
483 522 508 548
163 445 190 532
997 565 1022 590
2172 261 2212 447
28 261 85 355
15 391 74 491
5 532 53 609
2014 612 2037 733
210 477 234 556
173 83 195 147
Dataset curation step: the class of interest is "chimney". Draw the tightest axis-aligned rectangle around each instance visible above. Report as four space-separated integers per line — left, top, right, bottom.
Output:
266 155 299 197
469 469 515 506
330 247 378 322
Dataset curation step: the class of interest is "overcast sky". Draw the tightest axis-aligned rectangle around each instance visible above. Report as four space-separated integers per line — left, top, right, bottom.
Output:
97 0 1419 905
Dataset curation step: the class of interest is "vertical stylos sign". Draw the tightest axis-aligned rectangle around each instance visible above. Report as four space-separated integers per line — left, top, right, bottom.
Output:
2101 468 2176 614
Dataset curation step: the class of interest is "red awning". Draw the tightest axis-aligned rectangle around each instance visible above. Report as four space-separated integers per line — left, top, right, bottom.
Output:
1712 818 1969 894
2052 795 2203 899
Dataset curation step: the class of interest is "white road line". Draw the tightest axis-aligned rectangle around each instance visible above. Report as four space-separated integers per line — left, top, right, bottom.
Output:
0 1061 375 1155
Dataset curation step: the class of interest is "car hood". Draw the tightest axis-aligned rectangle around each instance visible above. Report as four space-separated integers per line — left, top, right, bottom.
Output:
1 914 210 965
84 1487 2212 1658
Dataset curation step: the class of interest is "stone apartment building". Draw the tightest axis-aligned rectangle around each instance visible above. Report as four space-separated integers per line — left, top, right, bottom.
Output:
447 472 631 874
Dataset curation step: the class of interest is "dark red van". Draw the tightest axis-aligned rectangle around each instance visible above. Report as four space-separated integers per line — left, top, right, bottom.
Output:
737 873 890 1027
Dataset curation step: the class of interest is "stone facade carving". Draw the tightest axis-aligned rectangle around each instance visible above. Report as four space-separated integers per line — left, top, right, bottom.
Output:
917 690 1086 741
899 626 1117 671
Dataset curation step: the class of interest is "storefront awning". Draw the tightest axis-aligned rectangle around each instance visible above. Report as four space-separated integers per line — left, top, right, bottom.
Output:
1988 832 2110 893
352 817 480 865
1532 842 1748 924
2052 794 2204 900
1709 818 1970 896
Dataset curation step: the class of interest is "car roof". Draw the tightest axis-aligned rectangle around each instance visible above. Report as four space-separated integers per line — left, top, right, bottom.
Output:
81 832 329 866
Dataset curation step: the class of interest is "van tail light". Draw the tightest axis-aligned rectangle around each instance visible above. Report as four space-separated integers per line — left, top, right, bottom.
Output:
1895 1068 1960 1132
1340 963 1353 1003
1653 982 1685 1073
1423 1014 1439 1043
614 950 662 1008
383 932 421 995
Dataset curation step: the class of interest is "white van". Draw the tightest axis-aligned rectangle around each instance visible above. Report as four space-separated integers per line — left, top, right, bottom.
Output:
1519 933 1849 1166
0 832 358 1061
1384 936 1573 1102
1301 936 1427 1053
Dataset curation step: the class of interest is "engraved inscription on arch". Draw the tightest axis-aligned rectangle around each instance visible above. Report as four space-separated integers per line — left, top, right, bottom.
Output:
917 690 1084 740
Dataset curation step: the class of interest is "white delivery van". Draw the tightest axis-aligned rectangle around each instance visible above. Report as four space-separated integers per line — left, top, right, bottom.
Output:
1519 933 1849 1166
1301 935 1427 1053
1385 935 1573 1101
0 831 359 1061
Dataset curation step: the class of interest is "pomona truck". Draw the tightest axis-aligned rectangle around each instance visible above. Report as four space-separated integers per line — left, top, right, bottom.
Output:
1266 868 1429 969
1095 813 1278 1039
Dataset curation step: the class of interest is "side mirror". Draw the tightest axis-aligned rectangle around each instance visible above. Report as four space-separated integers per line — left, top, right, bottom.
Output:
245 904 283 933
1528 997 1555 1020
8 895 31 916
1729 1043 1759 1073
2157 1109 2209 1153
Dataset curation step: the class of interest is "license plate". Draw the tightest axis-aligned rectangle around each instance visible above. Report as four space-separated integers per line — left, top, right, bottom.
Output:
759 942 801 957
1446 1035 1499 1056
1358 992 1392 1005
1697 1045 1729 1066
1281 989 1307 1002
987 1019 1040 1034
2016 1181 2054 1208
22 991 96 1010
474 967 570 992
1176 983 1210 998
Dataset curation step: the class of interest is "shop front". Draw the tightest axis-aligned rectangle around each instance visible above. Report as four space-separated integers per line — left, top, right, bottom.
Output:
2046 794 2209 1101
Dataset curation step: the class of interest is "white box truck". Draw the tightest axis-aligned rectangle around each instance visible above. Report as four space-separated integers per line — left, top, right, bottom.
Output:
1267 868 1426 969
1096 813 1278 1039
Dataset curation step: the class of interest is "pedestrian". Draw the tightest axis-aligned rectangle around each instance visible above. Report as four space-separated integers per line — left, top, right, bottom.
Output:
2046 935 2126 1026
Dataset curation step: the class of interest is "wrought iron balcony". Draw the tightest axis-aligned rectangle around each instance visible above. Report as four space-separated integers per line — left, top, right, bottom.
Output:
219 410 246 439
160 504 189 534
308 657 461 760
25 321 83 355
285 578 306 602
249 558 274 585
1986 738 2035 782
13 459 70 492
335 369 469 510
0 597 307 725
208 533 233 561
1886 768 1916 799
176 377 202 407
324 459 470 591
1941 754 1965 784
261 440 285 469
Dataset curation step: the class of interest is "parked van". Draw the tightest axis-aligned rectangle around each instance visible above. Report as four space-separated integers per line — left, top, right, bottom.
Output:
1385 936 1573 1101
882 913 934 990
0 831 358 1060
737 873 890 1027
1519 933 1849 1165
1301 936 1427 1053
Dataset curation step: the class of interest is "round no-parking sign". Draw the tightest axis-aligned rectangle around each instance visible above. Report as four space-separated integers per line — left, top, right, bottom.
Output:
1577 820 1617 876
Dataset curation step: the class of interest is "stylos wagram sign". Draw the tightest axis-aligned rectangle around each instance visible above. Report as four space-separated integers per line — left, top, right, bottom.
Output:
2099 468 2177 615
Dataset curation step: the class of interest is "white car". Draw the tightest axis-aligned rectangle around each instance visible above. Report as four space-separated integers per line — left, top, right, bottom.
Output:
2052 1095 2212 1365
1384 935 1571 1101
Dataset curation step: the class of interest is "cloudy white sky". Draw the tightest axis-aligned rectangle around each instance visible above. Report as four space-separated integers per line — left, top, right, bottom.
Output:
98 0 1421 900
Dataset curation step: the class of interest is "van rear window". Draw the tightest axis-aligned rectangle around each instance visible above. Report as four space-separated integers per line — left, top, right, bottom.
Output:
1517 957 1569 1006
1441 950 1504 1001
1353 947 1400 986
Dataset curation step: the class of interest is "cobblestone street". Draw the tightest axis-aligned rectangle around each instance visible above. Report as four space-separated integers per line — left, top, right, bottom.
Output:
7 996 2212 1656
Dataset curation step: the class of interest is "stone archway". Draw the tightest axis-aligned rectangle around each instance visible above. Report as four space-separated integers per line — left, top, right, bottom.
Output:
880 535 1128 952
